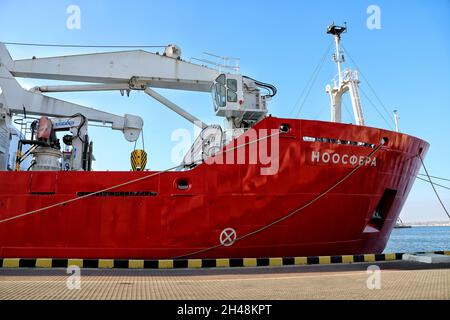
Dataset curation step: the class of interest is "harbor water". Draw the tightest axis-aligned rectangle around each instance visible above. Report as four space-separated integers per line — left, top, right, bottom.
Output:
384 226 450 253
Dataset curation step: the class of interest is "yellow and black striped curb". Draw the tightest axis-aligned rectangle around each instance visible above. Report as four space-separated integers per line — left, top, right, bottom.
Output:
1 251 448 269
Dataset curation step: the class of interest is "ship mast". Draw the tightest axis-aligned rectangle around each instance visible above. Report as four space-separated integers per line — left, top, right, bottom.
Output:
393 110 400 132
325 23 365 126
331 24 344 86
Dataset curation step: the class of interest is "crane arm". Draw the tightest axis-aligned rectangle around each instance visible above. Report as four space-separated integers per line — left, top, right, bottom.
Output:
0 46 142 142
7 46 220 92
0 42 274 133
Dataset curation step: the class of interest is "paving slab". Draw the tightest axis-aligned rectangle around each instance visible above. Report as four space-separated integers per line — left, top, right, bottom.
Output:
0 261 449 300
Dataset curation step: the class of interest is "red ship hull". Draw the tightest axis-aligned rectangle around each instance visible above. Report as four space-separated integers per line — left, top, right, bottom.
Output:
0 117 428 259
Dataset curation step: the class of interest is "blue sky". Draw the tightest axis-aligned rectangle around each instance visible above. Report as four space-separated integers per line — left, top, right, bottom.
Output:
0 0 449 222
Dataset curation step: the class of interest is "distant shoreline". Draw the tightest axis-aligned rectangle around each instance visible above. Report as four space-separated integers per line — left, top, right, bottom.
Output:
400 223 450 227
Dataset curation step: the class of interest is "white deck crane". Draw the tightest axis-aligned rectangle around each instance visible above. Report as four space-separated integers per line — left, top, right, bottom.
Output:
0 43 275 171
0 44 143 171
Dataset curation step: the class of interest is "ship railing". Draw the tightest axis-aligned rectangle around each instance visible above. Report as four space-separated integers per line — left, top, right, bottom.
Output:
190 52 240 74
181 125 224 169
330 69 359 88
342 69 359 82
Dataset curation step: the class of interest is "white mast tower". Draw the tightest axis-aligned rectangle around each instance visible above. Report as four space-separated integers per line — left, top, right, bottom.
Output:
325 23 365 125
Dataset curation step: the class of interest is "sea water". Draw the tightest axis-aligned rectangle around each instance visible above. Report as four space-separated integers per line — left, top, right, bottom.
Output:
384 226 450 253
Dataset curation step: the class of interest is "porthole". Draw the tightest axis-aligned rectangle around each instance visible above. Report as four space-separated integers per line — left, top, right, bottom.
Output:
280 123 290 133
175 178 190 191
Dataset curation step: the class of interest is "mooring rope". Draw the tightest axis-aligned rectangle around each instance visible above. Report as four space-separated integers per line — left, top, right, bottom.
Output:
418 153 450 219
0 130 281 224
173 139 386 259
0 165 183 224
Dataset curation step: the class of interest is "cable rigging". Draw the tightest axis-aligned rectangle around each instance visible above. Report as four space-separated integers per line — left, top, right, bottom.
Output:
341 44 397 129
2 41 167 48
289 41 334 117
416 176 450 190
418 173 450 182
419 154 450 219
